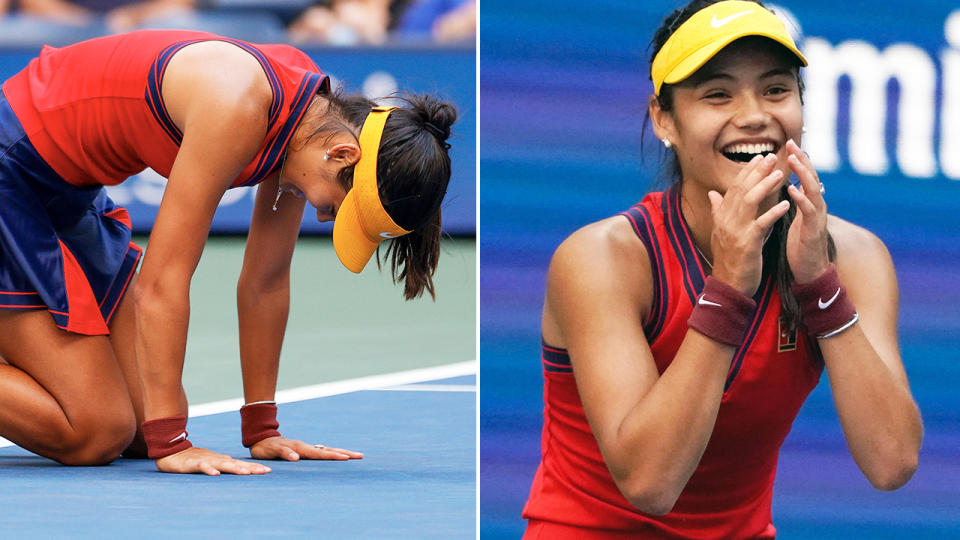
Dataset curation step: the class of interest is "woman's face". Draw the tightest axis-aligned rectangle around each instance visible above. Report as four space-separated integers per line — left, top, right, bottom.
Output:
655 38 803 198
278 133 358 222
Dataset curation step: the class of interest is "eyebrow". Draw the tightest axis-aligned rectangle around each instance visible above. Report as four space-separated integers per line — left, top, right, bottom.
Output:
759 68 795 79
693 67 795 87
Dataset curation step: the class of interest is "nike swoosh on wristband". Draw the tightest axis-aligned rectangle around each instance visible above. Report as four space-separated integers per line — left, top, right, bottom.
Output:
711 10 754 28
698 294 722 307
818 287 841 309
168 432 187 444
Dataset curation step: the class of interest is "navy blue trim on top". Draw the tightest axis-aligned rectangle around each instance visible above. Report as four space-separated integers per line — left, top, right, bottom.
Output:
620 204 668 342
542 341 573 374
145 41 192 145
724 270 775 391
662 185 707 305
144 38 287 146
236 72 327 187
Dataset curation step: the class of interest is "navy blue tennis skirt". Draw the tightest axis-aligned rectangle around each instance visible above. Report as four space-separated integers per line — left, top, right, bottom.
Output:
0 91 141 335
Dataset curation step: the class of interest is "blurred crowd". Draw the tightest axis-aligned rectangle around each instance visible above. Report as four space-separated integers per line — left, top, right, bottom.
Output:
0 0 475 46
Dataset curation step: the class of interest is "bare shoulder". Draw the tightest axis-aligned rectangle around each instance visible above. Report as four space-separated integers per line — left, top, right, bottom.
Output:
161 40 273 132
543 215 653 346
827 215 892 268
827 215 896 292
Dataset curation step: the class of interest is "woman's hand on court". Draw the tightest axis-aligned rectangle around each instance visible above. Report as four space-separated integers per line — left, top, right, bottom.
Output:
784 139 830 284
707 153 791 296
155 447 272 475
249 436 364 461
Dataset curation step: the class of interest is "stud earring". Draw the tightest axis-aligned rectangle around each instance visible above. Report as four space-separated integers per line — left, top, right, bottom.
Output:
662 138 672 148
802 126 807 134
323 152 330 161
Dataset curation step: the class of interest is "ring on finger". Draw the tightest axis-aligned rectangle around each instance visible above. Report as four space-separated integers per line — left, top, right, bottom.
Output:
819 182 825 195
314 444 326 449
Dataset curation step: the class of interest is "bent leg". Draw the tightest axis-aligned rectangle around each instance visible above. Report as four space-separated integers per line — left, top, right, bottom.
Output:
0 309 136 465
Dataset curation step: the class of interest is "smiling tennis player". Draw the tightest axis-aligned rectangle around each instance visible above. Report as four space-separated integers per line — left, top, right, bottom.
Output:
522 1 922 537
0 30 455 474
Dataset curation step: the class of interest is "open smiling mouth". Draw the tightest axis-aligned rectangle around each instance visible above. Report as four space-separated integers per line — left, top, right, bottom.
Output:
721 142 778 163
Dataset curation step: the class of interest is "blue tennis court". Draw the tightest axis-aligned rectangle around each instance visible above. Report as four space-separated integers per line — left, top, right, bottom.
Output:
0 369 476 538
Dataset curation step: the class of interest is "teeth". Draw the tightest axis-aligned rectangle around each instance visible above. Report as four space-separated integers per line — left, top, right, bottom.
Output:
723 142 776 154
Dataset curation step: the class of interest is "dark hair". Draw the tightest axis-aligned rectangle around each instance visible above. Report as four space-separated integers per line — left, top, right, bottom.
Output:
645 0 834 332
318 90 456 300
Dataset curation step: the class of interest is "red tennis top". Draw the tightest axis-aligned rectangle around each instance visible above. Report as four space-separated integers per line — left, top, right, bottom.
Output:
2 29 329 188
522 185 824 539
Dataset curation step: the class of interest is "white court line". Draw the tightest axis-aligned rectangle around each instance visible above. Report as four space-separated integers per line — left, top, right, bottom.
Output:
376 384 475 392
0 361 475 449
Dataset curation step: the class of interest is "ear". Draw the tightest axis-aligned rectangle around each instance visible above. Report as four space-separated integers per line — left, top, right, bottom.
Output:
649 94 679 146
327 141 362 166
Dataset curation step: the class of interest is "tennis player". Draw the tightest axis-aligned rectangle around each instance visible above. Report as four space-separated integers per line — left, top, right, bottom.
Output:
522 1 922 536
0 30 455 474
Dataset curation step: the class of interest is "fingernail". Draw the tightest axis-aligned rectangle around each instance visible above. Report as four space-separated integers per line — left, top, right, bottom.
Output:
771 169 783 178
787 138 796 148
288 452 299 460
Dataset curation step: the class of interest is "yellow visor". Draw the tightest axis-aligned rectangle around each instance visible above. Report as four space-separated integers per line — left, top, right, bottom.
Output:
650 0 807 95
333 106 412 273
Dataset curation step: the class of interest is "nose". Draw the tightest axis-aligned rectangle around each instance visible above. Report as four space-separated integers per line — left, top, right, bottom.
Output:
733 92 770 131
316 206 335 222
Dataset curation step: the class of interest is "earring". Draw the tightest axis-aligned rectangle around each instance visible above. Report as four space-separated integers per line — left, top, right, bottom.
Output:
802 126 807 133
662 138 672 148
323 152 330 161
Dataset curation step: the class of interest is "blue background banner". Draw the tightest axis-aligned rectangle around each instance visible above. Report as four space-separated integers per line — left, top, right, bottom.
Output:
0 44 475 234
481 0 960 538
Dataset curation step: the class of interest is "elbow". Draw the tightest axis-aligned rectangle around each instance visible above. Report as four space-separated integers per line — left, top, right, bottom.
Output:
618 475 681 516
237 271 289 298
865 450 919 491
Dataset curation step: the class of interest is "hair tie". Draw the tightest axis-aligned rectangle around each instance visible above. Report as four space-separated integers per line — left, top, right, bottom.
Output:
422 121 451 149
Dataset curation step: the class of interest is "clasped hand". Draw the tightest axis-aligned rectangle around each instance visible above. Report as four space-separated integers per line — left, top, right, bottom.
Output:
708 140 830 295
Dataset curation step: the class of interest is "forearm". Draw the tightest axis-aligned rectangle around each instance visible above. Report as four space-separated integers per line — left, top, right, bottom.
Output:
820 326 922 489
605 331 734 512
237 277 289 403
133 281 190 420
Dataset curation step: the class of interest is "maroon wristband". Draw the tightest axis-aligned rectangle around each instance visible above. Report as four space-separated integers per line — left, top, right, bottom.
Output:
142 415 193 460
792 263 858 338
240 402 281 448
687 276 757 347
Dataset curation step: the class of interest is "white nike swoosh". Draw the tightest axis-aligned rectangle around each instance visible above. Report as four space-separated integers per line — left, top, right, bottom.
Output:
711 10 754 28
698 294 722 307
818 287 841 309
168 432 187 444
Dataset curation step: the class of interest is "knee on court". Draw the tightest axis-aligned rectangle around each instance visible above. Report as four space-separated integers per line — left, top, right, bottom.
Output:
54 409 137 466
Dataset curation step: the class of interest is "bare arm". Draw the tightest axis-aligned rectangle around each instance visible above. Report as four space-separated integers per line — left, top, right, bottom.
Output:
236 174 305 405
545 221 736 515
132 41 272 474
784 141 921 490
821 218 922 489
233 151 364 463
